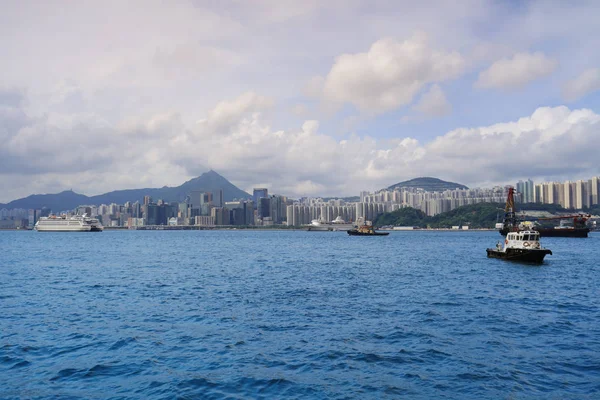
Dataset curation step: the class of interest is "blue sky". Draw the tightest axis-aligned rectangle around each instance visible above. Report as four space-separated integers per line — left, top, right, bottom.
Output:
1 0 600 202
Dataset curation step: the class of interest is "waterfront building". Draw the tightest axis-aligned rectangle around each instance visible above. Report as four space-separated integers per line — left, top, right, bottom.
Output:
253 188 268 208
258 197 270 219
127 217 144 228
195 216 215 226
211 207 229 225
286 205 294 226
215 189 224 208
223 200 254 225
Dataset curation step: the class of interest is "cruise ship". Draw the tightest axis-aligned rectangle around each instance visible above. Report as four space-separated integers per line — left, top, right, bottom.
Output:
35 214 104 232
306 216 356 231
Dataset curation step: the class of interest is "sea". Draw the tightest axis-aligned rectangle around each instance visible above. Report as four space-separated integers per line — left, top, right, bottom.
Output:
1 230 599 399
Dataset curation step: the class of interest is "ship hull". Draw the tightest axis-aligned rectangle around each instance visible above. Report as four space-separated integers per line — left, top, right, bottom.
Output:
486 248 552 263
500 227 589 238
306 224 355 231
347 230 389 236
35 226 92 232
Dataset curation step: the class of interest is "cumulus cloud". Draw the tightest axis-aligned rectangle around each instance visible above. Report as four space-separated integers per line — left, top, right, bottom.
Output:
318 34 465 114
158 94 600 197
562 68 600 102
475 52 557 90
412 84 452 117
2 89 600 203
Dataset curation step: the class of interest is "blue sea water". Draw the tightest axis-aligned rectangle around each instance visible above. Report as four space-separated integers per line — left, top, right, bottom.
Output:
1 230 599 399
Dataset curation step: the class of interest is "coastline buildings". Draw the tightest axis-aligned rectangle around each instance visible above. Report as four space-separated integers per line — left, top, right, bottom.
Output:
286 201 358 226
3 176 600 229
354 186 506 217
283 186 506 226
530 177 600 209
516 179 535 203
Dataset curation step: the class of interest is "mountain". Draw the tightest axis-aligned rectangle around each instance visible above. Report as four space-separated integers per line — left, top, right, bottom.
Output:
387 177 468 192
0 190 91 213
0 170 251 211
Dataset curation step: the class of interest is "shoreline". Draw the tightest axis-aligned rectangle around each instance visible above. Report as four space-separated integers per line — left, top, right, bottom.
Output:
2 227 498 232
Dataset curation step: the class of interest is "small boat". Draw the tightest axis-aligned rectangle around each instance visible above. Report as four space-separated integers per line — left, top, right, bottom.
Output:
347 223 389 236
487 230 552 263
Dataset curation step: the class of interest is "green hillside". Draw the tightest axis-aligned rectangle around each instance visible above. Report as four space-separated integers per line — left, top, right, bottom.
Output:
374 203 503 229
373 201 597 229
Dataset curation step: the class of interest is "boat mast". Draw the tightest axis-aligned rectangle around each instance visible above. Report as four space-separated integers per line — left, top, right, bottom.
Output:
503 187 518 231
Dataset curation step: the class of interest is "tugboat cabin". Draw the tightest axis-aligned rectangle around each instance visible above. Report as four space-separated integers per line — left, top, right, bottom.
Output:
505 230 541 250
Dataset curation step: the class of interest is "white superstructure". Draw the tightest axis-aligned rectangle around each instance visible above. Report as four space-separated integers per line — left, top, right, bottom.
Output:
35 214 103 232
306 216 356 231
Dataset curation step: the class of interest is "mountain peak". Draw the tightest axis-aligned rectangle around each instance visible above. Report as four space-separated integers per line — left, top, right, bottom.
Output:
1 170 250 210
387 177 468 191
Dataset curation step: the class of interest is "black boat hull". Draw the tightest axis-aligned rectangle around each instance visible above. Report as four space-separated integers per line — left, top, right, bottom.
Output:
500 227 589 238
486 248 552 263
347 230 389 236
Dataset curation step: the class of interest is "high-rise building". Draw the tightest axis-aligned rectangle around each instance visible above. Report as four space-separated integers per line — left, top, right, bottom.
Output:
244 201 254 225
253 188 268 208
563 181 575 209
574 180 590 209
516 179 535 203
215 189 224 208
257 197 270 219
145 204 159 225
590 177 599 206
211 207 228 225
534 184 543 203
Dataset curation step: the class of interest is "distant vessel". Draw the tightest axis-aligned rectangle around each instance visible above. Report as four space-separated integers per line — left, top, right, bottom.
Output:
306 216 356 231
347 222 389 236
487 230 552 263
529 216 590 237
497 187 590 238
35 214 103 232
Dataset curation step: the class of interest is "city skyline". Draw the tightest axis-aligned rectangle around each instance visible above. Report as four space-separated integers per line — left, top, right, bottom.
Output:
2 171 600 209
3 174 599 230
1 1 600 202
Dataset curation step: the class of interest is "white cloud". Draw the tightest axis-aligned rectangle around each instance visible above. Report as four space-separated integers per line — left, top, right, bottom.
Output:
290 103 309 117
476 52 557 90
1 88 600 202
319 33 465 114
2 1 600 203
412 84 452 117
562 68 600 102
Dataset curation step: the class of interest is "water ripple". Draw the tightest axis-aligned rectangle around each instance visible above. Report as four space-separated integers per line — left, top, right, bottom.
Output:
1 230 599 399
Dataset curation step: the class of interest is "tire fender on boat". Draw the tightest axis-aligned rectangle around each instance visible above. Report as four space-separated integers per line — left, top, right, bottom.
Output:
523 242 530 247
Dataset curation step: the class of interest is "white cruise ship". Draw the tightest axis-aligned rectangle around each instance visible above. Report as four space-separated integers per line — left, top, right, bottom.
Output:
35 214 104 232
306 216 357 231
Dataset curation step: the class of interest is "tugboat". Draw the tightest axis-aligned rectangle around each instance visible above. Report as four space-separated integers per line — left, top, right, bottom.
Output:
487 230 552 263
347 222 389 236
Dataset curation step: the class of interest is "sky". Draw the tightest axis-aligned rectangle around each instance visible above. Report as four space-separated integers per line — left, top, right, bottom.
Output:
1 0 600 202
